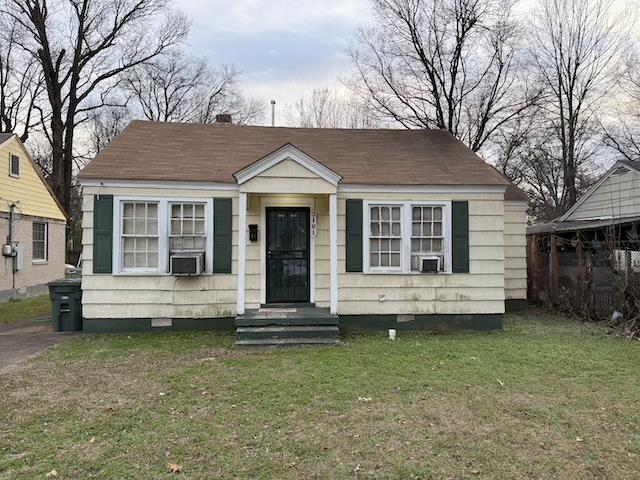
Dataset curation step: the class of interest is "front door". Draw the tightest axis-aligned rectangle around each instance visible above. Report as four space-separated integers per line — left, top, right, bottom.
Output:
266 208 310 303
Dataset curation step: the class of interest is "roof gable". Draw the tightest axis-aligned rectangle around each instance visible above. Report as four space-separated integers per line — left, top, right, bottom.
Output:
560 160 640 222
234 143 341 186
0 135 66 220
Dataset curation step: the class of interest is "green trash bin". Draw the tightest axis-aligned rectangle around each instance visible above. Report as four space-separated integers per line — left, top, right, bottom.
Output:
48 279 82 332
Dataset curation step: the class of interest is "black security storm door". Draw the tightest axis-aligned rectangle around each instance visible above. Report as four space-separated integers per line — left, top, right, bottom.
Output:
266 208 310 303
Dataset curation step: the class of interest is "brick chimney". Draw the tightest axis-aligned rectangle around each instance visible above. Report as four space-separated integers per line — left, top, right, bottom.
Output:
215 114 232 124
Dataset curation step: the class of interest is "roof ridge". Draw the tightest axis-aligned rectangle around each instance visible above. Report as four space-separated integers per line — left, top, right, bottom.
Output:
128 118 433 133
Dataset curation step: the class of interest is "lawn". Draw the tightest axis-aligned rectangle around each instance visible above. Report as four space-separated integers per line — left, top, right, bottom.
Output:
0 295 51 326
1 314 639 479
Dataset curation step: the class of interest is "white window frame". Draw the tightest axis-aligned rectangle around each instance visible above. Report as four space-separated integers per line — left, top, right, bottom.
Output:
363 200 452 274
112 196 214 275
32 221 48 262
168 202 208 253
120 201 161 273
410 204 446 271
367 203 404 272
9 154 19 178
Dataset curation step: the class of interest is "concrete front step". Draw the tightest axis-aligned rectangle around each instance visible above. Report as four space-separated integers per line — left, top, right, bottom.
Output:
235 307 341 346
236 325 340 341
235 307 339 327
235 337 341 347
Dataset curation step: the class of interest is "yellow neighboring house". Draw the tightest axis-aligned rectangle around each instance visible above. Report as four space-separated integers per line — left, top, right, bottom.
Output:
0 133 66 301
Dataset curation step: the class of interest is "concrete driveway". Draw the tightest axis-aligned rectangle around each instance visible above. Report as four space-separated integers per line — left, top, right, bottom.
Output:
0 317 79 372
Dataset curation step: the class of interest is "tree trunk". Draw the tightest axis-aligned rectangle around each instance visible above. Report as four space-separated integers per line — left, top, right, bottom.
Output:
50 107 66 211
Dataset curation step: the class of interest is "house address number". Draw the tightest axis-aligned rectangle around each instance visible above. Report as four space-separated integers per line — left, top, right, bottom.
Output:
310 210 317 238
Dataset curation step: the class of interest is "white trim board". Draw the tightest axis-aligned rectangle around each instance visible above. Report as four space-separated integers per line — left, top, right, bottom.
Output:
80 179 238 191
234 144 342 186
338 184 506 194
80 178 510 196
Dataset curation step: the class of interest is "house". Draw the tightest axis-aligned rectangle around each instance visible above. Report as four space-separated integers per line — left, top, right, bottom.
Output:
77 119 527 341
0 133 67 301
527 159 640 316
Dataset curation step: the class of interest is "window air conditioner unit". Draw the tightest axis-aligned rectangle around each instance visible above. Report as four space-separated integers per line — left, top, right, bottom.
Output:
170 252 204 276
419 255 441 273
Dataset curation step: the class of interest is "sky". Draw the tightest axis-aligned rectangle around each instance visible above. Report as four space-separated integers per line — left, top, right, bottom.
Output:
180 0 545 125
180 0 373 125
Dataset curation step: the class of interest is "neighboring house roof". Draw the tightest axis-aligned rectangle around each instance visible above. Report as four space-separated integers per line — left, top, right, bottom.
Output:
527 215 640 235
0 132 15 145
79 120 523 199
557 159 640 223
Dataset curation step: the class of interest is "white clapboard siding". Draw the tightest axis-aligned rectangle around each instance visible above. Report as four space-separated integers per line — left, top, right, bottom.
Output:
81 188 239 319
337 193 506 315
504 201 527 300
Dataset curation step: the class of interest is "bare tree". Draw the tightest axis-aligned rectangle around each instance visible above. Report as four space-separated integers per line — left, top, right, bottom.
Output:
2 0 189 213
530 0 633 210
0 14 43 142
603 51 640 162
349 0 539 152
286 87 380 128
85 104 132 157
125 51 263 125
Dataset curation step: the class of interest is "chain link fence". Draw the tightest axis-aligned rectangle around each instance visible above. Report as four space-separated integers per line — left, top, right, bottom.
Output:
529 232 640 331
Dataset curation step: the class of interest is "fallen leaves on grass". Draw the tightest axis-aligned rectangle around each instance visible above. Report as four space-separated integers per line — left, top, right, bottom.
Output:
168 463 182 474
45 469 58 477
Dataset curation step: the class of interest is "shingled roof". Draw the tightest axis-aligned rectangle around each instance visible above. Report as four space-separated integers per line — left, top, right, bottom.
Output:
0 133 15 144
79 120 525 200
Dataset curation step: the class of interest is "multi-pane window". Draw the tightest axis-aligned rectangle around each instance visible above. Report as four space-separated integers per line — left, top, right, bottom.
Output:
369 205 402 269
121 202 159 270
9 154 19 177
32 222 47 261
170 203 206 251
364 202 450 273
411 206 444 270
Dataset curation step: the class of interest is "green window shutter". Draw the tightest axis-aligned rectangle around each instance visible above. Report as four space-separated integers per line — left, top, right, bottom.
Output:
452 201 469 273
345 199 363 272
213 198 233 273
93 195 113 274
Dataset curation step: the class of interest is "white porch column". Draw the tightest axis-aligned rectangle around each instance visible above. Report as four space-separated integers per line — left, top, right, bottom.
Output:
237 192 247 315
329 193 338 315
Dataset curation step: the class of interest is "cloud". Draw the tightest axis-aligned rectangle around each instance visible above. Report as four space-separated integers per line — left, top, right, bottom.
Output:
182 0 370 37
179 0 372 124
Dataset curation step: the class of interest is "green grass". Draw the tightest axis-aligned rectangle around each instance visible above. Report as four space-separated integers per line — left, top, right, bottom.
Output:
0 295 50 326
1 313 639 479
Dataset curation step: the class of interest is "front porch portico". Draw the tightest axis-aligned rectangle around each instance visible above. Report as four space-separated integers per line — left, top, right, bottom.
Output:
233 144 341 320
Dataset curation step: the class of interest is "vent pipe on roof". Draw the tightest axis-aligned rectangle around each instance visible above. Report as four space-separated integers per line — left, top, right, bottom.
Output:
271 100 276 127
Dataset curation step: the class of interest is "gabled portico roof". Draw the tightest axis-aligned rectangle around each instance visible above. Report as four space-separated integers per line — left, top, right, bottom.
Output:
233 143 342 186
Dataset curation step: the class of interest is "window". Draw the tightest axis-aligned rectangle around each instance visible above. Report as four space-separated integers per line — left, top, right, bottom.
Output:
411 206 444 271
369 205 402 269
121 202 159 271
9 154 19 177
114 198 213 274
364 201 451 273
170 203 206 252
32 222 47 261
